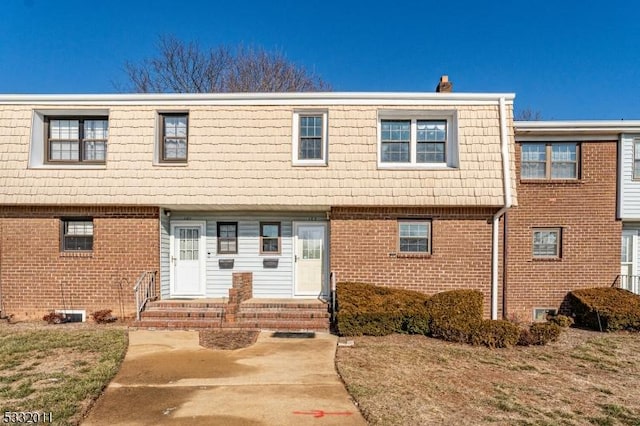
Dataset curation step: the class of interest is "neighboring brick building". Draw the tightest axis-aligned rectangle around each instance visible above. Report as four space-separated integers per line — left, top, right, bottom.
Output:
508 121 640 321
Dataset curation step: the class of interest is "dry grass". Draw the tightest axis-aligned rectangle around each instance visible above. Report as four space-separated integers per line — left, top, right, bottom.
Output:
199 330 259 350
0 321 127 425
336 328 640 425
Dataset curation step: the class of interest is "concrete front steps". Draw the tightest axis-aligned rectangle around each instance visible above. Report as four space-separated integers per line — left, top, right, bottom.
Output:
132 299 330 332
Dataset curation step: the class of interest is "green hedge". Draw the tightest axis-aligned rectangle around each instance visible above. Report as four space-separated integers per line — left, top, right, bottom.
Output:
336 282 430 336
426 289 484 343
567 287 640 331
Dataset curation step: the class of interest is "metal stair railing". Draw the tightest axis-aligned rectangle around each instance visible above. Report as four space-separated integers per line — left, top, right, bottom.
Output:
614 274 640 295
133 271 158 320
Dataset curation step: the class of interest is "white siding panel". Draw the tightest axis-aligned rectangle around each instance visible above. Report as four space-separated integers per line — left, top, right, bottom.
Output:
170 213 322 299
620 134 640 219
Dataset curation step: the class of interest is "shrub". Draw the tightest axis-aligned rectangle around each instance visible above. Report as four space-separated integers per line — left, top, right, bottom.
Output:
517 328 536 346
91 309 117 324
470 320 521 348
42 312 65 324
426 289 483 343
548 314 574 328
336 282 430 336
567 287 640 331
518 323 562 346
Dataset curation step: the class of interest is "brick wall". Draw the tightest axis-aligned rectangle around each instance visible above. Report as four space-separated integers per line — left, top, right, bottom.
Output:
506 141 621 321
0 206 159 321
330 206 503 317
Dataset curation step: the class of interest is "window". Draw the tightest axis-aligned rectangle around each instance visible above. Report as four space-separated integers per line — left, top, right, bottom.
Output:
634 140 640 180
260 222 281 254
398 220 431 254
217 222 237 254
533 308 557 322
61 219 93 251
378 111 457 168
46 117 108 164
521 143 579 180
292 111 328 165
417 120 446 163
381 120 410 162
532 228 561 258
160 113 188 162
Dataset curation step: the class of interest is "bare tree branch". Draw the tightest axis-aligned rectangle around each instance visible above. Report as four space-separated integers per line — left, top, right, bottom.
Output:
515 108 543 121
120 35 330 93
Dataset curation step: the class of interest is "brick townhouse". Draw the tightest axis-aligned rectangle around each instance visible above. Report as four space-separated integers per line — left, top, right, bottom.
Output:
0 82 517 328
0 84 637 328
508 121 637 321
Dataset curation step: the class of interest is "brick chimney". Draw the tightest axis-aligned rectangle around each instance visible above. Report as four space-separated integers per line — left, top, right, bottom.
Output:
436 75 453 93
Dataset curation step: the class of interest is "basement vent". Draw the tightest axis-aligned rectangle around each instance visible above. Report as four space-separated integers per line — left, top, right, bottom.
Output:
533 308 557 322
271 331 316 339
55 309 86 323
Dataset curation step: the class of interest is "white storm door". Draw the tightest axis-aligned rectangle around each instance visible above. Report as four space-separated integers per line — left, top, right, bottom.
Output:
621 232 639 293
293 222 327 296
170 221 206 297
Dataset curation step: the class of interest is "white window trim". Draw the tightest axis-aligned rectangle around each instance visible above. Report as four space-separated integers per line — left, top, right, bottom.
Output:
397 219 432 254
55 309 86 322
532 227 562 259
292 110 328 166
29 109 109 169
377 110 458 169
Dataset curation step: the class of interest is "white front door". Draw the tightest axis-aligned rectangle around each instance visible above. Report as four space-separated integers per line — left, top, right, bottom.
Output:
170 221 206 297
293 222 327 297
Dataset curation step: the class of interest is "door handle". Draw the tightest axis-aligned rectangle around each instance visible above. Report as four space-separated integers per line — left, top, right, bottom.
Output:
294 255 298 262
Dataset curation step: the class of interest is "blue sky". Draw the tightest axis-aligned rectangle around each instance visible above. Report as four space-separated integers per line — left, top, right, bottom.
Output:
0 0 638 119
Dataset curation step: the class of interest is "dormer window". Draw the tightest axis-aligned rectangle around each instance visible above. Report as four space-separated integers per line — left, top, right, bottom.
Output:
377 110 458 169
45 117 108 164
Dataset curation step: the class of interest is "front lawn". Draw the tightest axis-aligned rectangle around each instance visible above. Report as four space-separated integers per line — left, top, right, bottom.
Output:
336 328 640 425
0 323 127 425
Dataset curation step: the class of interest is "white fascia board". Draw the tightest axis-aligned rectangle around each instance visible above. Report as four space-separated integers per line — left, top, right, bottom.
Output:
515 120 640 135
0 92 515 106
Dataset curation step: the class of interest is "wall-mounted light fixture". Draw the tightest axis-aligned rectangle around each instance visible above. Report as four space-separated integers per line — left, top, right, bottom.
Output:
165 210 171 217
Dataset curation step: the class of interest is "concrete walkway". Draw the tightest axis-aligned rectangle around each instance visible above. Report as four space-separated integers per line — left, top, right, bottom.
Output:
83 330 366 425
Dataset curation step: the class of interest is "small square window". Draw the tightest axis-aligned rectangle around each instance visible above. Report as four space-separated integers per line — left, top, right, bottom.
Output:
292 111 328 166
532 228 561 258
61 218 93 251
521 143 579 180
217 222 238 254
260 222 281 254
160 113 188 162
398 220 431 254
533 308 557 322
